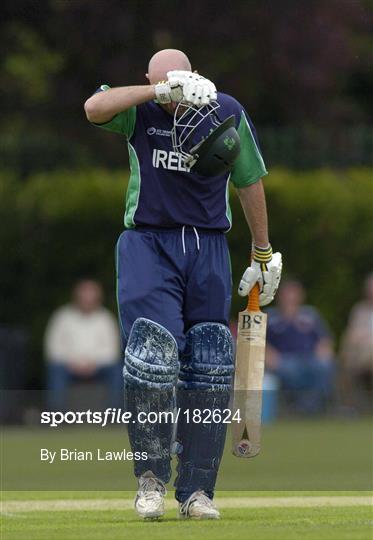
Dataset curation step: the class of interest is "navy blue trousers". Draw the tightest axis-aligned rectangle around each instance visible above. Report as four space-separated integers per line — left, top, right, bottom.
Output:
116 228 233 498
46 363 123 411
116 228 232 352
272 354 335 414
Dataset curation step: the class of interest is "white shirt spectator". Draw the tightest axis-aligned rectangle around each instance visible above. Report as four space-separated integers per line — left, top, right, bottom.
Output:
341 300 373 372
44 304 120 367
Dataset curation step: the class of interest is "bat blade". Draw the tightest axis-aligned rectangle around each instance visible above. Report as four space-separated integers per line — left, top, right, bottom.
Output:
232 284 267 458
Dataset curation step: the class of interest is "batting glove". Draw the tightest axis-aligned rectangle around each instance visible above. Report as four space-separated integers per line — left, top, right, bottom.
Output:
238 245 283 306
154 78 184 104
167 70 217 106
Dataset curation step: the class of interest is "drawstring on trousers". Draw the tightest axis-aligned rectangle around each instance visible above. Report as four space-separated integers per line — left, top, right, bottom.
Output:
181 226 200 255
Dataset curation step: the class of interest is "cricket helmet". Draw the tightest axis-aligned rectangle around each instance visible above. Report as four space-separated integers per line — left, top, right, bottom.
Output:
171 101 241 177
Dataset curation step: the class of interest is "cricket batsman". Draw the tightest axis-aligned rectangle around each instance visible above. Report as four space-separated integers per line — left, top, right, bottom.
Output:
84 49 282 519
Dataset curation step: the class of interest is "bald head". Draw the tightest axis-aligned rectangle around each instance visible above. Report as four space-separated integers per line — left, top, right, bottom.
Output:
147 49 191 84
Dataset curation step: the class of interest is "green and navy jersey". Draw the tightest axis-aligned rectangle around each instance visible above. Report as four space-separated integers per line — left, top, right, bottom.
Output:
93 86 267 230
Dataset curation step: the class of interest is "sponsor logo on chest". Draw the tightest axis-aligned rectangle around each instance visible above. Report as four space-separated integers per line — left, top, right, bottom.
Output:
152 149 191 172
147 127 172 137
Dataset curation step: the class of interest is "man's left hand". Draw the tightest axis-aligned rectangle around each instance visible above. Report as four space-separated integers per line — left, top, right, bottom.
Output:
238 246 283 306
167 70 217 106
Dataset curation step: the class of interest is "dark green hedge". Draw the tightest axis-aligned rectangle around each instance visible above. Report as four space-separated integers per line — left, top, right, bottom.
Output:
0 168 371 382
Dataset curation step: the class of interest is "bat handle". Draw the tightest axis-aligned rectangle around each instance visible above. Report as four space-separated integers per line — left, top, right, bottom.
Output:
247 283 260 311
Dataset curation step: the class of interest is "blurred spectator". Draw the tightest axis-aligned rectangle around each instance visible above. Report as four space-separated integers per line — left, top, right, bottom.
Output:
44 279 122 410
0 325 28 423
265 279 335 414
339 272 373 411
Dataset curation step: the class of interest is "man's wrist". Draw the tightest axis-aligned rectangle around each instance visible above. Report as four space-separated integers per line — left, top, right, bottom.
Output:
253 243 273 263
154 81 171 104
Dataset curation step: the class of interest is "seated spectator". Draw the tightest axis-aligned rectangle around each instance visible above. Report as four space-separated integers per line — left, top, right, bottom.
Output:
44 279 122 411
0 325 28 423
339 272 373 411
265 279 335 414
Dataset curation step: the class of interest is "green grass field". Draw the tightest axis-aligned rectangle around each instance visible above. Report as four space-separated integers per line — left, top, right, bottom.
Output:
1 418 372 539
2 494 372 540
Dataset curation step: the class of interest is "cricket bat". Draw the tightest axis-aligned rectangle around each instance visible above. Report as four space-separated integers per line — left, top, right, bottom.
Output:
232 283 267 458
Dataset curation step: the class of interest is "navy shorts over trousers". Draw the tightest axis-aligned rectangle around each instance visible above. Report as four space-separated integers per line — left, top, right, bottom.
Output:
116 227 232 352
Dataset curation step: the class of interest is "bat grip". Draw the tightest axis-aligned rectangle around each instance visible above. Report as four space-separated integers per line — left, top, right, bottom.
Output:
247 283 260 311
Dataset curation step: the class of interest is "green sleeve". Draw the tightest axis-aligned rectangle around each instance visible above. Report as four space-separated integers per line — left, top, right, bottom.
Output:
230 111 268 188
92 84 137 138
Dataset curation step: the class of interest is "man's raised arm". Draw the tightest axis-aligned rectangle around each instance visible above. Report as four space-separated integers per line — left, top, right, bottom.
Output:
84 70 218 124
84 85 156 124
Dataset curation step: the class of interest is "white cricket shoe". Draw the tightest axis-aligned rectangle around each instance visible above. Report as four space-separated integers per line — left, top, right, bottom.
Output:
178 490 220 520
134 471 167 520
